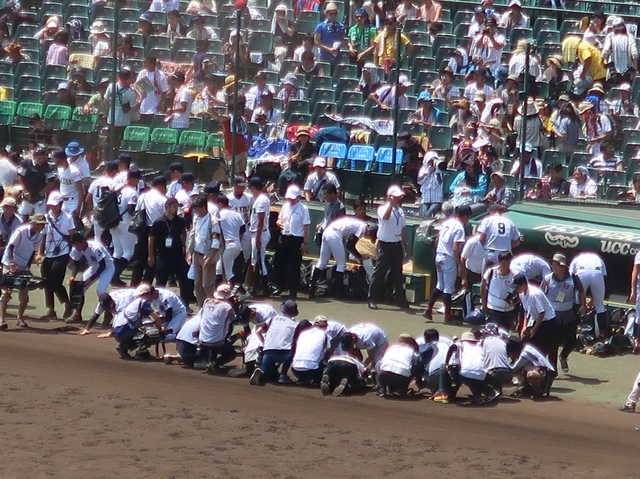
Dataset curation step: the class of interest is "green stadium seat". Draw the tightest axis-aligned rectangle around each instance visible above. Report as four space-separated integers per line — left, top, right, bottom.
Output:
147 128 178 155
432 35 456 51
623 129 640 146
428 125 453 151
312 101 336 122
411 57 435 82
453 10 474 26
296 10 321 34
120 125 151 153
15 24 39 39
145 35 170 55
410 44 433 60
536 30 560 46
335 78 360 99
0 100 16 125
541 149 567 167
43 104 72 130
533 17 557 35
14 62 39 79
339 91 363 106
333 64 358 84
0 72 12 87
15 102 43 126
284 100 310 121
176 130 206 154
568 152 590 174
171 37 196 58
17 89 40 104
339 104 364 117
600 170 627 186
404 18 426 33
249 31 273 54
288 113 312 125
66 3 89 18
68 111 97 133
310 88 335 105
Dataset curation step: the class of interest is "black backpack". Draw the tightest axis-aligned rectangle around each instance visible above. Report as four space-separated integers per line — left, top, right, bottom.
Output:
95 188 122 230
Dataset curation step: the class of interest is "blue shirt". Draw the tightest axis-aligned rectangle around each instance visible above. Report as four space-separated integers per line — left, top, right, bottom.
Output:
314 20 345 61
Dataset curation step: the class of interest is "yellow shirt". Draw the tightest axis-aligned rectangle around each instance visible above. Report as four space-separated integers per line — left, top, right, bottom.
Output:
374 31 411 66
561 36 607 81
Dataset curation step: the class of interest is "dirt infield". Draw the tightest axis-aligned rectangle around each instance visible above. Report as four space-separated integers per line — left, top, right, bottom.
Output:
1 302 640 479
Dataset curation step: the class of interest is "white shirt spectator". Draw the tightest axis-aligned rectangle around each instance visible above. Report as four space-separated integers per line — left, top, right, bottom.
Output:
136 68 169 115
417 164 443 205
2 224 43 270
246 84 276 112
278 201 310 237
374 84 409 109
170 85 193 129
149 0 179 12
470 32 506 74
464 81 494 101
376 203 405 243
304 171 341 200
251 107 283 124
602 31 638 74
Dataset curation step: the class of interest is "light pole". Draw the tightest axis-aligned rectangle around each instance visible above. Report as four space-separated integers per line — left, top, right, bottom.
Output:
108 0 119 160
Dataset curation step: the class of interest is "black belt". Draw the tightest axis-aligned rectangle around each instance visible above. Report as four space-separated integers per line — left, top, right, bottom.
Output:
378 240 401 245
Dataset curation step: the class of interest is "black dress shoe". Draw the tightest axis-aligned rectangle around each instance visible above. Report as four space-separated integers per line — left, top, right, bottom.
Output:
368 302 378 310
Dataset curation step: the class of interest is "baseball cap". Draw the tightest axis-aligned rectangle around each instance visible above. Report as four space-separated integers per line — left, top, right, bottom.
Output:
57 82 69 91
134 283 153 297
168 162 184 173
509 0 522 7
46 191 64 206
512 273 527 286
0 197 16 208
461 331 477 341
285 184 301 200
152 176 167 186
181 172 195 183
313 157 327 168
30 213 47 225
214 283 232 300
387 184 405 197
523 143 534 153
248 177 263 189
204 181 220 194
233 176 247 186
418 91 432 102
398 74 413 87
552 253 567 266
105 160 119 173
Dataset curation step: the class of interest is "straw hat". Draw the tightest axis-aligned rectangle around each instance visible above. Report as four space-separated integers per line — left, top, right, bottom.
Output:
223 75 237 90
355 236 377 259
546 55 563 69
588 82 605 96
576 101 594 115
324 2 338 12
90 20 107 35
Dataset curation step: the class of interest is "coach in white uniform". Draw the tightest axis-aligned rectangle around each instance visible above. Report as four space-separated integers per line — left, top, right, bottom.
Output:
481 251 517 331
367 185 410 310
569 251 608 337
308 216 371 298
510 253 551 283
248 177 271 294
424 205 472 322
477 205 521 269
303 157 341 202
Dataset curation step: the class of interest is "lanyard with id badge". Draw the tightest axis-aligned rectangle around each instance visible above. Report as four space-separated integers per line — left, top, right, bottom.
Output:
164 219 174 249
392 208 403 237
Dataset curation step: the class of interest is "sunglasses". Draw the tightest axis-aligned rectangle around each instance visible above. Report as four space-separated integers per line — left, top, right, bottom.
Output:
327 11 337 15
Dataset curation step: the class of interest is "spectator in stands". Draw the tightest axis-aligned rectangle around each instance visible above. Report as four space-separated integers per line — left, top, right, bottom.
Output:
165 9 188 46
304 157 340 201
251 90 282 126
409 91 441 128
191 39 212 87
348 8 376 68
272 4 296 49
188 13 219 41
508 40 542 81
470 17 505 76
293 34 316 62
464 68 494 102
468 7 486 38
418 0 442 23
577 100 612 155
288 127 316 166
27 114 55 148
395 0 417 25
294 0 322 18
221 31 250 74
1 43 29 69
56 82 77 109
569 166 598 198
542 56 570 101
373 16 413 76
589 140 624 171
358 62 381 99
117 35 140 63
315 2 346 69
370 74 412 110
610 82 633 116
245 71 276 114
484 172 514 207
35 15 61 43
192 74 224 115
562 32 607 96
211 94 251 179
70 68 92 94
499 0 528 29
447 47 471 75
84 77 110 117
46 31 68 66
621 175 640 202
167 71 193 130
551 102 581 155
137 56 169 118
450 99 474 137
277 74 306 109
137 13 157 46
582 13 605 48
417 151 444 217
186 0 216 14
511 143 543 178
471 90 486 120
602 17 638 82
149 0 179 13
278 157 306 196
90 21 111 60
105 69 139 148
450 156 488 206
545 163 570 198
513 99 545 151
432 66 460 107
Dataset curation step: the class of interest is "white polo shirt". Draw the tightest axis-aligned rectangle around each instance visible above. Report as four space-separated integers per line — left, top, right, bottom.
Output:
304 171 341 200
477 214 520 252
137 188 167 226
170 85 193 129
278 201 310 237
461 234 484 275
379 344 416 377
250 193 270 233
521 284 556 326
436 217 465 257
262 315 297 351
483 266 516 312
2 224 43 270
376 203 405 243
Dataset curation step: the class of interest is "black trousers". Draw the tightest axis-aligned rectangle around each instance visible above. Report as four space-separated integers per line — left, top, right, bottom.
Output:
325 361 364 394
41 254 69 309
275 235 304 296
130 227 154 286
377 370 411 395
155 252 192 303
368 241 405 302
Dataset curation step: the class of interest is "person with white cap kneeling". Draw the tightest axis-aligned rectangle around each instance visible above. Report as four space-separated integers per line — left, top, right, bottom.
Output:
198 283 238 375
0 213 46 329
303 157 341 202
40 191 75 321
273 185 310 298
367 184 410 310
